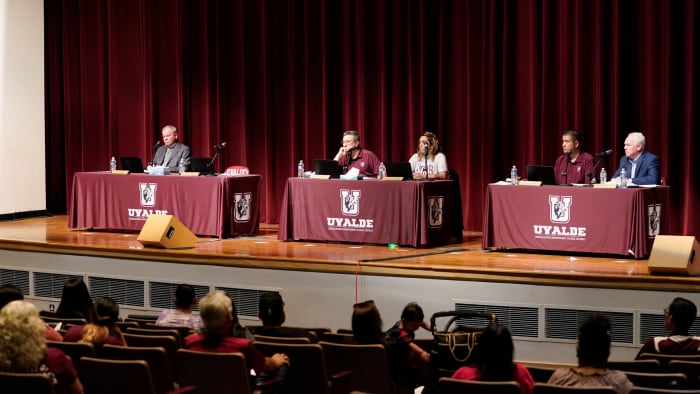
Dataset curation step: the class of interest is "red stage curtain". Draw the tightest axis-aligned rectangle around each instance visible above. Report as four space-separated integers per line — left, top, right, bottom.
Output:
45 0 698 236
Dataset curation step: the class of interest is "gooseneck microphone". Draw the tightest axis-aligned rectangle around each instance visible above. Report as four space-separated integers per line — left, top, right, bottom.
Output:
595 149 614 158
207 142 228 174
150 141 162 166
423 145 430 179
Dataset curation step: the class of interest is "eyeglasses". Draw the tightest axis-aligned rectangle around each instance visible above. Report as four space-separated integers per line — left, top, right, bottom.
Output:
419 140 430 146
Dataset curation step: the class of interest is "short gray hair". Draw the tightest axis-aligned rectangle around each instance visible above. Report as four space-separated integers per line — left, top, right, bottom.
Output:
343 130 359 142
198 290 232 331
627 132 646 148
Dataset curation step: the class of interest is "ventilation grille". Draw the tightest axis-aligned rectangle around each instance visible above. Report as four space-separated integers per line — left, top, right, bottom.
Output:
455 303 539 338
639 312 700 345
88 276 145 307
216 286 270 318
545 308 634 344
34 272 83 299
0 268 30 295
149 281 209 311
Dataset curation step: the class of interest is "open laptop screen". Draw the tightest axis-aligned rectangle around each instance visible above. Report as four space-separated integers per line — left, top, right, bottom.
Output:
526 165 558 185
314 159 342 178
190 157 213 174
119 157 145 173
384 162 413 180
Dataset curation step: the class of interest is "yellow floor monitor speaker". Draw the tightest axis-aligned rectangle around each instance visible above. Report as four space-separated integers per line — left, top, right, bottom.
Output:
647 235 700 275
137 215 197 249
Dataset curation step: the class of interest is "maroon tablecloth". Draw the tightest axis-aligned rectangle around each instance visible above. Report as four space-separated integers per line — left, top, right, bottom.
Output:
69 172 261 238
278 178 455 247
482 184 670 258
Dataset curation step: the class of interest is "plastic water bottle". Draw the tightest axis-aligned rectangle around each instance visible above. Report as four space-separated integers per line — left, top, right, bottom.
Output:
600 168 607 184
378 162 386 180
178 158 186 174
619 168 627 188
297 160 304 178
510 165 518 185
110 156 117 172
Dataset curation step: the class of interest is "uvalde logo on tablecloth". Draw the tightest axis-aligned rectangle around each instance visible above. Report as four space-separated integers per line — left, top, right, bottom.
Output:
326 189 374 232
127 183 169 220
648 203 661 237
234 192 252 223
532 194 587 240
427 196 444 228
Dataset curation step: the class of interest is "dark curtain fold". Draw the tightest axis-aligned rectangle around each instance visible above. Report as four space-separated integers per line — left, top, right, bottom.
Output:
45 0 698 236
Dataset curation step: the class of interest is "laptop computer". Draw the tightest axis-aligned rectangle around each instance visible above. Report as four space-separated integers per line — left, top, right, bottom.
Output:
384 161 414 180
314 159 342 178
526 165 558 185
189 157 214 174
119 157 145 173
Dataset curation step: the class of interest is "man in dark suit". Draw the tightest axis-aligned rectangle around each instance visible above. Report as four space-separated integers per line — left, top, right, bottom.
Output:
612 132 661 185
151 124 191 172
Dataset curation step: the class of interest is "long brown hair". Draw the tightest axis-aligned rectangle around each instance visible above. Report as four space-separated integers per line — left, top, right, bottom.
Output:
416 132 440 159
80 297 125 346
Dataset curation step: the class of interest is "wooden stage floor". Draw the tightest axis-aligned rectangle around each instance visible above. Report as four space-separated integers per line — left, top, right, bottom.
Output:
0 215 697 293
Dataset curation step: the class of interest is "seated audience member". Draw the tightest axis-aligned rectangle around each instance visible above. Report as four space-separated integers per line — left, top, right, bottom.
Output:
56 278 96 322
63 297 125 347
256 292 317 342
409 132 448 180
547 312 633 394
554 129 595 184
385 302 432 389
332 130 382 178
636 297 700 358
0 300 83 394
452 323 534 394
185 290 289 376
611 132 661 185
352 299 385 345
0 284 62 341
155 283 204 332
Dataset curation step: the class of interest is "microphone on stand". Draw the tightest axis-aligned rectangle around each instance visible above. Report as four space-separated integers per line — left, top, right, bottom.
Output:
150 141 162 166
423 145 430 180
207 142 227 175
595 149 614 158
587 149 612 185
561 151 571 185
343 146 356 171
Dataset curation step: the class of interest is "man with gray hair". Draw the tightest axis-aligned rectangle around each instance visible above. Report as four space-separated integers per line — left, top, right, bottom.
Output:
184 290 289 375
612 132 661 185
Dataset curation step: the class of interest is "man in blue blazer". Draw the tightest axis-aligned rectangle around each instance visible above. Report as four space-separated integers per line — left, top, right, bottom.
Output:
151 124 191 172
612 132 661 185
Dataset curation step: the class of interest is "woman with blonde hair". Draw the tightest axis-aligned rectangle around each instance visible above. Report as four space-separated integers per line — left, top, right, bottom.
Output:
409 131 448 180
0 300 83 394
63 296 125 346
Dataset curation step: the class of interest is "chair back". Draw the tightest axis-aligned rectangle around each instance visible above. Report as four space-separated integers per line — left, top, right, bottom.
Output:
127 327 182 346
144 323 193 342
320 332 355 344
0 371 55 394
255 341 343 394
78 356 157 394
668 360 700 388
176 349 252 394
607 359 662 373
253 334 311 344
41 316 87 327
533 383 617 393
116 321 140 331
639 354 700 366
99 344 174 394
439 377 520 394
630 387 700 393
527 365 559 383
319 341 394 394
122 333 178 379
624 371 688 389
47 340 96 369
